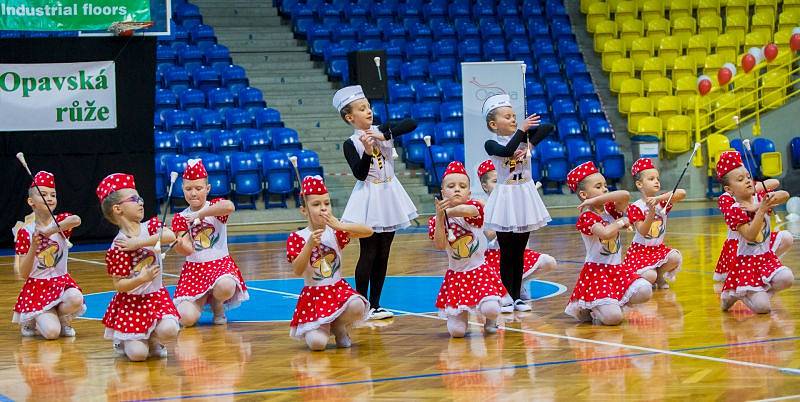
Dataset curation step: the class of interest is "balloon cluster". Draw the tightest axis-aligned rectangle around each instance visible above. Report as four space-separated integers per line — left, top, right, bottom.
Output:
698 31 800 96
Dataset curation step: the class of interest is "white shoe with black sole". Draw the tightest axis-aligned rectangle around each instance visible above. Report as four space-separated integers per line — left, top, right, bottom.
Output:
368 307 393 320
514 299 531 312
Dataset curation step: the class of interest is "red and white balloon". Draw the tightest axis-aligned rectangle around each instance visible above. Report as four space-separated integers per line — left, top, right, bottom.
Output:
697 75 712 95
717 63 737 85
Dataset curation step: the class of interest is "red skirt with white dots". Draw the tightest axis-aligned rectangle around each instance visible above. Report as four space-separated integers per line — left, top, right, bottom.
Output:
565 263 651 320
12 274 85 324
721 251 787 297
103 287 180 341
436 264 506 317
484 249 543 281
715 232 781 281
623 242 680 281
173 255 249 311
290 279 369 339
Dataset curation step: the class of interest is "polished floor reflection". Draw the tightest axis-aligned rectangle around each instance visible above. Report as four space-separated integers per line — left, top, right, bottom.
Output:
1 209 800 401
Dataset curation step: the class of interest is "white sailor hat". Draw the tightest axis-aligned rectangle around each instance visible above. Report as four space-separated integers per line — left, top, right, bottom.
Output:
332 85 366 112
482 93 512 118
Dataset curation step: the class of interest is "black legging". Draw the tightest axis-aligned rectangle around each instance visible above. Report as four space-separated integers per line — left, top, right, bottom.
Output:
355 231 395 309
496 231 530 301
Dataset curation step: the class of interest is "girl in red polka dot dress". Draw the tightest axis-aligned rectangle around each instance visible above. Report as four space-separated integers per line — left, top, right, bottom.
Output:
429 162 506 337
564 162 652 326
713 177 790 282
13 171 85 339
97 173 180 361
287 176 372 351
170 159 249 327
623 158 685 289
715 152 795 314
476 159 557 302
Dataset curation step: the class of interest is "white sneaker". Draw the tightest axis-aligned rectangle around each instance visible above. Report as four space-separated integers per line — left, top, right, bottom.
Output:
514 299 531 312
60 325 76 337
20 322 36 337
368 307 393 320
500 303 514 313
484 319 498 334
213 314 227 325
333 327 352 348
149 343 168 358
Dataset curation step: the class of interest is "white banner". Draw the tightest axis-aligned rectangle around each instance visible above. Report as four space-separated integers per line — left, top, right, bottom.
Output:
0 61 117 131
461 61 526 197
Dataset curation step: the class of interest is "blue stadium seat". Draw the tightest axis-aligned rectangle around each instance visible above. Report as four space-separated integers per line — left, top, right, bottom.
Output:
156 44 177 66
537 55 561 80
240 128 272 151
791 137 800 169
192 66 221 93
346 5 369 28
262 151 294 208
431 22 456 41
193 109 224 131
400 61 428 88
154 131 178 154
175 3 203 27
203 154 231 198
203 44 232 68
178 130 208 154
404 123 434 166
479 20 504 41
271 128 303 151
440 81 462 101
223 108 253 130
237 87 267 109
389 83 415 104
449 1 472 20
456 21 480 41
578 98 604 122
415 82 442 102
458 39 482 61
164 110 194 131
439 102 463 122
165 155 190 211
220 65 250 93
483 38 508 60
297 149 324 179
207 88 236 111
730 139 761 176
595 138 625 184
546 78 571 103
752 138 776 163
552 98 578 121
508 39 532 60
434 121 464 145
425 145 452 189
179 89 206 112
432 40 458 65
230 152 262 209
412 102 441 123
211 129 242 155
189 24 216 49
155 89 179 115
163 67 191 94
557 117 583 142
503 20 527 40
177 45 204 71
566 138 593 166
251 107 283 128
586 117 615 142
537 139 568 193
389 103 413 121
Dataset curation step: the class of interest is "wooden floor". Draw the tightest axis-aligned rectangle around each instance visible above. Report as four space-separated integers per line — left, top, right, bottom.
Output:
2 208 800 401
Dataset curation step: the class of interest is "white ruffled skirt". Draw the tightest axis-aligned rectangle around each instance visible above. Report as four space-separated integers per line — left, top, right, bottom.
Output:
485 180 551 233
342 179 418 232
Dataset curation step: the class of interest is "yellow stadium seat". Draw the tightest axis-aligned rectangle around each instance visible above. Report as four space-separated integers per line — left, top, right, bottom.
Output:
785 0 800 15
594 20 618 53
778 11 800 32
647 77 673 103
636 116 664 139
744 31 767 50
715 33 741 61
733 72 758 111
619 78 644 114
615 1 638 24
668 0 692 22
751 11 775 41
646 17 671 42
602 39 627 72
754 0 778 16
761 70 788 109
686 34 709 67
610 58 635 92
607 0 623 15
642 0 666 24
706 133 734 175
658 35 683 68
580 0 594 13
725 0 749 18
586 3 610 33
657 95 683 127
760 151 783 177
687 95 711 131
703 53 728 78
671 16 696 43
630 37 655 70
628 97 654 134
714 93 738 131
664 115 693 153
724 13 748 44
697 0 720 19
675 76 697 108
620 19 645 49
774 29 793 53
641 56 666 87
671 55 697 87
698 15 722 46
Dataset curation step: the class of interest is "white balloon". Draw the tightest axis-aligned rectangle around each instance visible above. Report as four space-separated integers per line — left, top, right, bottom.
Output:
722 62 737 76
748 47 764 63
697 74 711 85
787 196 800 214
793 27 800 35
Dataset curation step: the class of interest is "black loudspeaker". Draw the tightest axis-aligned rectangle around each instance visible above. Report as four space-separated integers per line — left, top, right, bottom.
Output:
348 50 388 100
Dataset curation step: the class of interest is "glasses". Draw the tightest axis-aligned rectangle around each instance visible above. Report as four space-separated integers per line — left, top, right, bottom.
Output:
117 195 144 205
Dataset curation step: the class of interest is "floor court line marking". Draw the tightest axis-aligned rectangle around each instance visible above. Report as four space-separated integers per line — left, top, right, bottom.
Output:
752 395 800 402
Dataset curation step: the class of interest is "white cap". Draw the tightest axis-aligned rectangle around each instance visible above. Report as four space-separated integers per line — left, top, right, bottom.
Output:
482 94 512 118
332 85 366 112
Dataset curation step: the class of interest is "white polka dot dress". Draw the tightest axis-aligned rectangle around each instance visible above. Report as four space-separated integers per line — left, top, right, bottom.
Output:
287 227 369 339
622 199 680 281
427 199 506 318
12 213 86 325
565 202 651 321
102 217 180 341
720 191 789 298
484 239 549 281
171 198 249 311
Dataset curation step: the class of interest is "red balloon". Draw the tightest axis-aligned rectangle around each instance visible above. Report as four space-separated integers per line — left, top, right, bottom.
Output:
791 34 800 51
764 43 779 61
698 79 712 95
717 67 732 85
742 53 756 73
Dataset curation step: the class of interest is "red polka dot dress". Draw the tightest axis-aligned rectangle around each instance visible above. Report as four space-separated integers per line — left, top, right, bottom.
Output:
102 217 180 341
565 202 651 320
484 239 550 282
714 192 787 281
12 213 86 325
171 198 249 311
623 199 680 281
287 227 368 339
720 192 789 298
428 199 506 318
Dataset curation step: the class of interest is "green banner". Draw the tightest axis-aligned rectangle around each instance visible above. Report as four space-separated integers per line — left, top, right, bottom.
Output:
0 0 150 31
